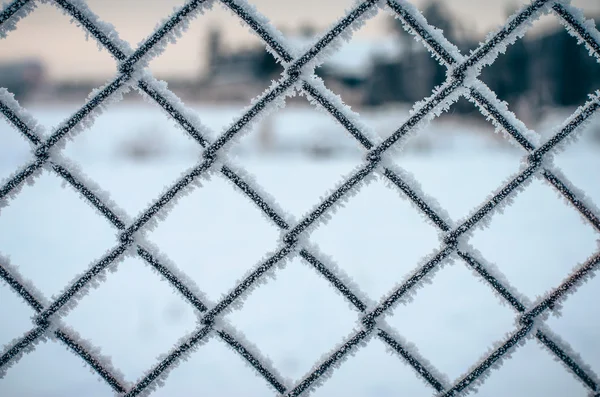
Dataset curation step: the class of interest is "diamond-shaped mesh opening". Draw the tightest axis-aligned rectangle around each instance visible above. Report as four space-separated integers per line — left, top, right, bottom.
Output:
0 170 116 297
302 9 446 114
310 338 436 396
424 2 466 44
1 0 600 395
226 257 357 381
62 256 198 382
361 103 411 145
59 90 202 216
147 2 284 106
235 152 361 219
62 90 202 163
474 339 590 397
245 0 358 38
399 97 519 153
480 12 600 129
190 104 245 132
549 113 600 208
146 173 280 300
86 0 188 47
0 117 32 183
469 178 600 300
395 98 523 220
546 273 600 373
234 99 365 158
0 2 117 119
537 107 600 155
27 106 74 136
386 261 515 381
310 175 439 300
190 103 273 159
356 11 446 109
0 284 35 349
219 113 265 157
152 337 279 397
0 340 116 397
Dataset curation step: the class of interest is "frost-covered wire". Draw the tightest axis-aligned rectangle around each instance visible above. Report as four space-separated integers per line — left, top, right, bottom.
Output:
0 257 128 392
1 0 599 395
0 88 291 395
0 0 417 394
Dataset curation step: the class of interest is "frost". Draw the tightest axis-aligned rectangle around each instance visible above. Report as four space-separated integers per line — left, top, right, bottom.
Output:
124 0 216 71
208 76 297 160
0 326 49 379
0 254 47 312
0 87 45 146
201 246 296 324
52 323 130 393
451 158 539 244
456 245 531 316
524 250 600 324
118 156 219 240
49 153 131 230
376 80 467 159
131 73 299 235
380 159 454 234
0 159 45 211
536 91 600 161
0 88 47 210
386 0 464 68
0 256 129 391
553 2 600 64
282 159 379 246
218 0 295 63
0 0 37 39
299 242 375 313
218 160 295 230
33 242 132 325
540 164 600 234
287 0 386 74
461 0 557 80
127 326 214 397
134 76 215 147
384 0 544 152
299 75 381 150
287 327 374 396
40 0 133 60
448 325 535 396
535 325 600 390
216 322 291 394
135 238 212 315
466 80 540 149
1 0 599 394
43 73 136 157
366 246 456 324
376 323 451 392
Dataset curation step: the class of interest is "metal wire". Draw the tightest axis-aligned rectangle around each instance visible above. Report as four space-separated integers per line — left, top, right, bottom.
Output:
1 0 599 395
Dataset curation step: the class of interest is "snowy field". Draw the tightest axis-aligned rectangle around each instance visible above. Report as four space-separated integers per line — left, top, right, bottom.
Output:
1 104 599 397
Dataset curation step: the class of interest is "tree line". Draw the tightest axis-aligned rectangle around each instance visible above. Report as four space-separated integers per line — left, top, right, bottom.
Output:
362 2 600 120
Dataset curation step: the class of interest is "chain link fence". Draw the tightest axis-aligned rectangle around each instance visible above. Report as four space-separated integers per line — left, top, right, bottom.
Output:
1 0 599 395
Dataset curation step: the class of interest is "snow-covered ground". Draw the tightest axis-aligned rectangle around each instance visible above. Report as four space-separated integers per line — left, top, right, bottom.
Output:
0 100 532 165
1 104 599 396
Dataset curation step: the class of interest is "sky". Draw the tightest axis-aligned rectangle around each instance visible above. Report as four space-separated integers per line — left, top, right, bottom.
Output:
0 0 599 80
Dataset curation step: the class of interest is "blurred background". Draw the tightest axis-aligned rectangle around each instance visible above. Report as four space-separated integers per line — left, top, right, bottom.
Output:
1 0 600 160
1 1 600 397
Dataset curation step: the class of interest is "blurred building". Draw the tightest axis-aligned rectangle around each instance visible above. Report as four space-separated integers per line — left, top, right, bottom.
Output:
0 59 45 102
197 28 281 102
199 27 408 107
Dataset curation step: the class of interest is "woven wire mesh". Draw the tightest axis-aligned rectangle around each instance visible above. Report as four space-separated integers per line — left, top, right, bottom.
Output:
0 0 599 396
